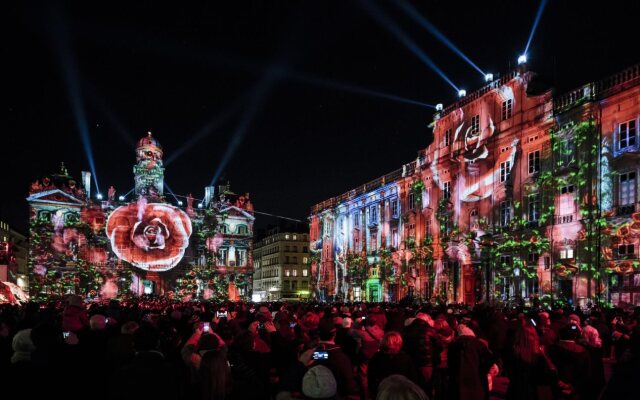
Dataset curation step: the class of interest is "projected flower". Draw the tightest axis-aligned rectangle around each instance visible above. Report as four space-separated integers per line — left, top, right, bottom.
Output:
106 203 192 272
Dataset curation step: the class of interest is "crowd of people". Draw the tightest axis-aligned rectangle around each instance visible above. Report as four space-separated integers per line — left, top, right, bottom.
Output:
1 296 638 400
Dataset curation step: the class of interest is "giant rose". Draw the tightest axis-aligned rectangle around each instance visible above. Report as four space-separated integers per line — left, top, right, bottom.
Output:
106 203 192 271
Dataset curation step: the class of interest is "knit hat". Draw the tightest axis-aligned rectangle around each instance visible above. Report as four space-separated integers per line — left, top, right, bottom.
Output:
456 324 475 337
568 314 581 326
416 312 434 327
11 329 35 363
302 365 337 399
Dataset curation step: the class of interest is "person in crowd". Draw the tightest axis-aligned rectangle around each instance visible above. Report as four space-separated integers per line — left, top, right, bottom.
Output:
368 331 420 399
547 324 591 400
376 374 429 400
199 347 233 400
506 323 556 400
106 321 139 368
111 324 179 399
447 323 494 400
61 295 89 333
600 325 640 399
580 321 605 397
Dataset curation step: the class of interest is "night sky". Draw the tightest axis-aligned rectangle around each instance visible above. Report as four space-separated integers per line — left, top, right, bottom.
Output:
5 1 640 234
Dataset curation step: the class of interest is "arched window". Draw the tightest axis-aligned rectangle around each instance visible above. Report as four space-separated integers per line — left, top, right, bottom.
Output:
237 225 248 235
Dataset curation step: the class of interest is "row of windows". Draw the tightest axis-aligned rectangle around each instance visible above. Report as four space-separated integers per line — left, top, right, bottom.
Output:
283 245 308 253
284 268 309 277
441 103 513 148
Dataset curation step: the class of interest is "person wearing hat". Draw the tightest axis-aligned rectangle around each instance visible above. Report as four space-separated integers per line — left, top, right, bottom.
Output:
62 295 89 333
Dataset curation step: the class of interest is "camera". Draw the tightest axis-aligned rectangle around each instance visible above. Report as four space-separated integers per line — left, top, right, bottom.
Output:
290 322 297 328
312 351 329 360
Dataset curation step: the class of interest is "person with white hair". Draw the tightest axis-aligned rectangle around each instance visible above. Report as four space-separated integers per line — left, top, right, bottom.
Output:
581 323 605 396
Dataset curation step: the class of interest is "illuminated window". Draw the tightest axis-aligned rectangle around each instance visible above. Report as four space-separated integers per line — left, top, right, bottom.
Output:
559 248 574 259
391 228 399 248
471 115 480 134
408 224 415 237
502 99 513 120
618 120 637 150
237 225 248 235
443 181 451 200
528 194 540 222
292 269 298 277
353 211 360 228
293 235 297 240
238 250 246 266
370 205 378 224
391 198 399 217
444 129 452 147
619 172 636 206
500 201 511 226
423 187 430 207
469 209 479 230
285 269 290 277
500 161 511 183
409 192 415 210
528 150 540 174
302 269 308 277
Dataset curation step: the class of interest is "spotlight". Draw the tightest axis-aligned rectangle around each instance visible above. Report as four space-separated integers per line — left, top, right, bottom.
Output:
458 89 466 98
198 203 203 209
484 73 494 82
518 54 527 65
435 103 443 111
96 193 103 200
178 201 183 206
118 195 125 201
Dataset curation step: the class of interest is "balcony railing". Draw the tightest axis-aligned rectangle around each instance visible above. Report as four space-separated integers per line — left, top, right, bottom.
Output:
554 214 574 224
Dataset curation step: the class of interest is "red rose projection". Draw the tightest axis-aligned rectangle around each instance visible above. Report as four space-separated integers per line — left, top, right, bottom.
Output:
106 203 192 271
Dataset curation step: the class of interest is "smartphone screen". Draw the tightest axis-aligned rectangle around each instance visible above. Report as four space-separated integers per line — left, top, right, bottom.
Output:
203 322 210 332
312 351 329 360
63 331 70 339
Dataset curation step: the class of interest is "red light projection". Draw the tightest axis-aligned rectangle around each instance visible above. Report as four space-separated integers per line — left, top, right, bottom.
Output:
106 202 192 271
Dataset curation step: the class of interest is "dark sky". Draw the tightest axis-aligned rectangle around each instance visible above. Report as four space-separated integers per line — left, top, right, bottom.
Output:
4 0 639 234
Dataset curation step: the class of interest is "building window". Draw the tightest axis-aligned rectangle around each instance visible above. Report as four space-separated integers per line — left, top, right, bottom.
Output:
302 257 308 264
302 269 308 277
303 246 308 252
500 255 512 268
285 256 290 263
471 115 480 134
353 211 360 228
618 244 635 258
528 253 538 266
285 269 290 277
284 280 290 290
528 194 540 222
292 269 298 277
238 249 246 266
237 225 248 235
391 228 399 248
219 249 228 265
618 120 637 150
354 235 360 252
444 128 452 147
423 187 430 207
500 201 511 226
285 234 290 239
408 224 415 237
293 256 298 263
370 205 378 224
293 234 297 240
443 181 451 200
292 246 298 252
370 231 377 252
285 245 290 252
502 99 513 120
291 281 297 290
528 150 540 174
500 161 511 183
425 217 432 238
560 248 574 259
391 199 399 217
469 209 479 231
409 192 415 210
620 172 637 206
560 184 575 194
559 138 575 165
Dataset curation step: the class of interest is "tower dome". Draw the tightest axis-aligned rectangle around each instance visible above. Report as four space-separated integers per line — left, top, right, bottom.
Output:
134 131 165 198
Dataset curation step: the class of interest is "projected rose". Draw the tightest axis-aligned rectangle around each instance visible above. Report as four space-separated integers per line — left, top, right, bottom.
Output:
107 203 192 271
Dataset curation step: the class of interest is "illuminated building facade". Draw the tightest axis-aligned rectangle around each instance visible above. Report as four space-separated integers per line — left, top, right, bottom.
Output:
26 134 254 301
252 229 311 301
0 220 28 291
311 63 640 306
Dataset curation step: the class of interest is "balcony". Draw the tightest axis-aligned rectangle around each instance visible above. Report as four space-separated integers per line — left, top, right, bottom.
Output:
553 214 574 224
